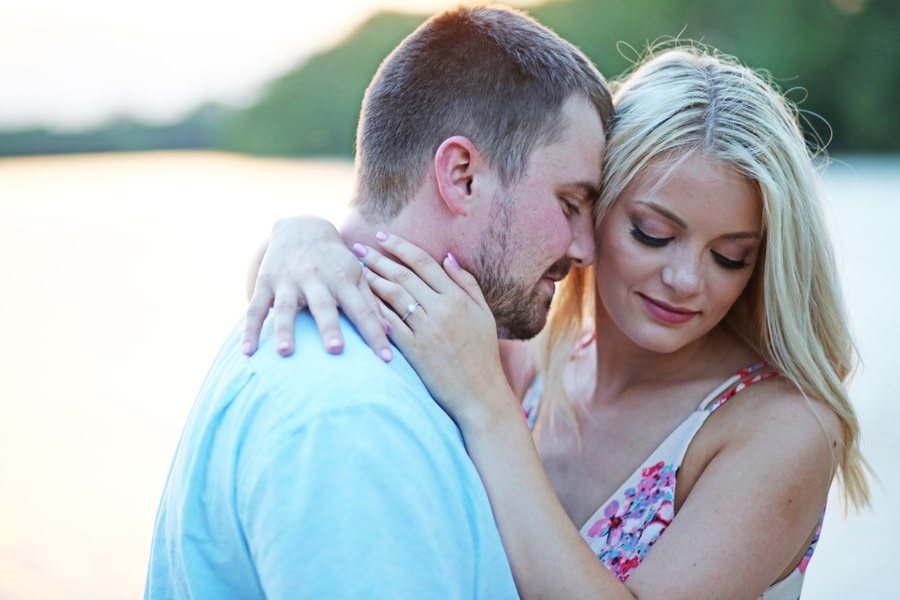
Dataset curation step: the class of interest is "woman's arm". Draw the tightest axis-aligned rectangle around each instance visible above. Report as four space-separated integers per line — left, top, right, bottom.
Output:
359 233 836 600
241 216 392 360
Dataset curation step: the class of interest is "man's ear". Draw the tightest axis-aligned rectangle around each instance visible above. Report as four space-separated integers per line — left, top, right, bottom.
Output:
434 136 489 216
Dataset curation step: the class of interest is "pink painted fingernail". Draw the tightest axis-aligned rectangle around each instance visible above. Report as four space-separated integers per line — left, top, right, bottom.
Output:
241 342 252 355
380 347 393 362
277 340 291 353
326 338 343 353
446 252 460 269
351 243 367 257
375 231 388 242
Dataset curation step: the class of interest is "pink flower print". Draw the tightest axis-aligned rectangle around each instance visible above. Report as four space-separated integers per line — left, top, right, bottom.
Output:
655 500 674 523
638 501 674 546
636 478 655 495
588 500 623 545
614 555 641 581
796 518 820 574
664 471 675 489
621 513 644 537
638 520 666 546
588 500 637 546
637 461 666 494
643 461 664 479
590 462 678 582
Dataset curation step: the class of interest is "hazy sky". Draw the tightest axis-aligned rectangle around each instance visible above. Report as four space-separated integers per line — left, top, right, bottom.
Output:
0 0 536 131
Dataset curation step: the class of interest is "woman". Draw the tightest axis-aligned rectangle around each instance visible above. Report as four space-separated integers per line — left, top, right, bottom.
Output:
243 47 869 598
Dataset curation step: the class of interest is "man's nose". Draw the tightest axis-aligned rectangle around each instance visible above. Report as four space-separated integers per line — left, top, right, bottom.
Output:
567 210 595 267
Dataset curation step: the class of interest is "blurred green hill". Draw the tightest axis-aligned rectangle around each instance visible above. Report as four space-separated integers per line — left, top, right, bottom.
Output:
2 0 897 157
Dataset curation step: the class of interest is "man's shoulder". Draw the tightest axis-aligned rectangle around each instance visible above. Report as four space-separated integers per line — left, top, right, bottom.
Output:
233 313 474 496
241 311 435 423
250 311 412 384
159 313 516 600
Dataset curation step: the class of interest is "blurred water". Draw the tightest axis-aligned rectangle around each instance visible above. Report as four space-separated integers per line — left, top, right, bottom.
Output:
803 156 900 599
0 152 355 599
0 152 896 598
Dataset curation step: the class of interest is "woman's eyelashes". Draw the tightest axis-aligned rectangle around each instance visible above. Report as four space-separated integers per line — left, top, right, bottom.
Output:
711 251 750 270
629 223 672 247
630 222 752 270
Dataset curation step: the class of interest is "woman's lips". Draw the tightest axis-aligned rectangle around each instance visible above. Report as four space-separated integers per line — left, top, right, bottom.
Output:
638 293 699 324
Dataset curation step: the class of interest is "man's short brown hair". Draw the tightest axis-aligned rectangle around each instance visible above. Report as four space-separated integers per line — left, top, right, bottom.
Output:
353 4 613 219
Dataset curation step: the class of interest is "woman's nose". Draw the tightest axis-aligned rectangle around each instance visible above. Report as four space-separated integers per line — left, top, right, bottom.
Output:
661 256 702 297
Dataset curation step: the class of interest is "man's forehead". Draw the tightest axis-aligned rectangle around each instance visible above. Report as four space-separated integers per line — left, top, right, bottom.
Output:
557 103 605 188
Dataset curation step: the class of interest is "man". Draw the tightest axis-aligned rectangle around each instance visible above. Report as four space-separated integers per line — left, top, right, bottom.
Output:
146 5 611 598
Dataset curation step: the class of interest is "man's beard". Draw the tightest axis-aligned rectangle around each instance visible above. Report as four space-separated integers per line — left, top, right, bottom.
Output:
470 196 570 340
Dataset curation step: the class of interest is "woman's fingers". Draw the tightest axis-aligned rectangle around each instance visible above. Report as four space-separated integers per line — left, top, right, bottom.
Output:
357 242 439 307
358 235 497 340
271 285 303 356
333 274 394 362
298 278 342 354
363 268 423 331
242 216 400 359
242 283 275 355
362 270 425 365
442 252 490 309
374 232 460 295
241 222 488 363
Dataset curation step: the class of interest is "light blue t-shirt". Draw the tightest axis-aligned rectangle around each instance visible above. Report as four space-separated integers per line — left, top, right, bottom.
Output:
145 313 518 599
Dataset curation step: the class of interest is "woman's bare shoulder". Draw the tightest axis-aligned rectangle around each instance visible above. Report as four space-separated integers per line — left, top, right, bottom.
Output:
634 376 838 598
710 374 842 468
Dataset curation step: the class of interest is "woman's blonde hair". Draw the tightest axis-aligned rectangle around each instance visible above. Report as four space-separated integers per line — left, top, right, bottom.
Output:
540 45 870 509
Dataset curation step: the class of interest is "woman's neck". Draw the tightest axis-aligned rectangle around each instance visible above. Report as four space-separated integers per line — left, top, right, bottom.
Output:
590 307 754 405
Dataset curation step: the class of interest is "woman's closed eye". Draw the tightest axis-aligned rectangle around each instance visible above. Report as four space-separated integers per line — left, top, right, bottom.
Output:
629 223 672 247
711 251 750 270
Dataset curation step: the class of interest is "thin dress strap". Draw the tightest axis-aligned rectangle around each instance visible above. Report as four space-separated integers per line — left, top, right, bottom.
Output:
521 373 543 431
698 361 778 413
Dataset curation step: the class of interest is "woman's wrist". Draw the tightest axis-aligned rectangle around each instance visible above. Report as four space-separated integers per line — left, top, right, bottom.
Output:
455 383 524 440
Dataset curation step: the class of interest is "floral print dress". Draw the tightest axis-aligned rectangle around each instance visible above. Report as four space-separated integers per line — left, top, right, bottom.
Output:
522 360 822 600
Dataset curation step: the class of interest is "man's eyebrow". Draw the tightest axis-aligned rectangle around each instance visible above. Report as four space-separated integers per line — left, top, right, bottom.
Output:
638 200 760 239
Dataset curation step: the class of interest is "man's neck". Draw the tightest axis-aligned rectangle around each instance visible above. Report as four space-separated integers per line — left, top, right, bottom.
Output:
339 203 447 262
339 209 391 250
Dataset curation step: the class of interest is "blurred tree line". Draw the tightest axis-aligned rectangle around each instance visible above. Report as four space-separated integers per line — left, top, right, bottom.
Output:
1 0 897 157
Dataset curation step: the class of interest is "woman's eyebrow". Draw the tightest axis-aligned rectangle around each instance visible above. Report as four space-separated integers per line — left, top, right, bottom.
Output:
637 200 686 228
